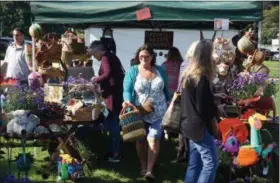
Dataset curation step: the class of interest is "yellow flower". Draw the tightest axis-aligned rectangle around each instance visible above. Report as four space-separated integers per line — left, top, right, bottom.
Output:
60 154 74 164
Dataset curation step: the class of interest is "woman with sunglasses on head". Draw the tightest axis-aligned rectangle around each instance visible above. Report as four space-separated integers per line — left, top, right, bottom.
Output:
123 44 170 181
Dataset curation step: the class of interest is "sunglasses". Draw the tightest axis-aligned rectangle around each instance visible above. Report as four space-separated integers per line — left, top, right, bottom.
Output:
139 55 151 59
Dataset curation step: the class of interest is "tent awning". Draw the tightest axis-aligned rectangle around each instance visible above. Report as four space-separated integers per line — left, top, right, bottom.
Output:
31 1 262 25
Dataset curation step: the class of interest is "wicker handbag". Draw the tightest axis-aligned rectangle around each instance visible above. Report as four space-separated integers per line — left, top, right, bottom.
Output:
119 104 146 142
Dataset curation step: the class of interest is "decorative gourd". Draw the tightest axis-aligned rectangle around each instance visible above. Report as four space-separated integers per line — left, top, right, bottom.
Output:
237 35 255 55
29 23 42 39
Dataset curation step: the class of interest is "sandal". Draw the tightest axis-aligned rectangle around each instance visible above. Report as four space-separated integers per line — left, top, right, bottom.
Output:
144 172 155 181
140 169 147 176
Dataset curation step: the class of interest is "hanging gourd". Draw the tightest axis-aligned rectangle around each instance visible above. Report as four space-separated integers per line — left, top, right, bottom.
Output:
29 23 43 39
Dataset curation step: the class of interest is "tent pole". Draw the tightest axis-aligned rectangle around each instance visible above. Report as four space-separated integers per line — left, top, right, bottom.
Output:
257 21 261 49
32 37 36 72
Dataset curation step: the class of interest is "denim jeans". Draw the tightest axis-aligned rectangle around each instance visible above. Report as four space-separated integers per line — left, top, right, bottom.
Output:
185 129 218 183
104 114 121 155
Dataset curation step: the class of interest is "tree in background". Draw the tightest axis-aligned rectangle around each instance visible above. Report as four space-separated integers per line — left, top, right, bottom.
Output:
261 4 279 44
0 1 32 38
0 2 69 38
263 1 279 10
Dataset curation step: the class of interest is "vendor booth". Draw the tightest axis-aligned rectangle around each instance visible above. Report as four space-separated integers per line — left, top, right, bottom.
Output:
0 1 277 183
31 1 263 71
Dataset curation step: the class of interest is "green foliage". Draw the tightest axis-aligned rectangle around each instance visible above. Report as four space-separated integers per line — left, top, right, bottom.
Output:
217 148 233 165
263 79 279 97
0 2 32 38
261 6 279 44
2 86 45 113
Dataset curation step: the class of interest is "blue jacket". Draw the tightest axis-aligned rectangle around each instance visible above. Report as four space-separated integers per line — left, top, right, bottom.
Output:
123 65 170 105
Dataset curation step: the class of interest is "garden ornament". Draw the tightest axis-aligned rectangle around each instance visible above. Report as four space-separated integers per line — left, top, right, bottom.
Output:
29 23 42 39
212 38 236 110
237 29 256 55
28 72 42 91
260 128 279 172
236 113 267 167
218 118 248 144
248 113 267 153
224 134 240 154
6 110 40 136
57 153 84 181
16 130 33 180
262 142 278 160
242 50 269 75
212 37 236 76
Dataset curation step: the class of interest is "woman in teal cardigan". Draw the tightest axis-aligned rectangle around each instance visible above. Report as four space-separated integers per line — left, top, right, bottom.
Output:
123 45 170 181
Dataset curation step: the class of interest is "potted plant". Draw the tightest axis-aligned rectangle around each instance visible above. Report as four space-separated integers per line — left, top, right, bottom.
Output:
228 72 278 118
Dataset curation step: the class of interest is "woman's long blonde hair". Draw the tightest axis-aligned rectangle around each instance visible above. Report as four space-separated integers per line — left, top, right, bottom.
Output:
182 40 215 87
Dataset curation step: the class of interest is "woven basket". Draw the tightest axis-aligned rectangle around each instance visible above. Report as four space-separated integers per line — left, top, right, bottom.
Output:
38 66 65 78
66 105 94 121
237 35 255 55
65 103 104 121
252 49 265 65
119 104 146 142
36 40 62 65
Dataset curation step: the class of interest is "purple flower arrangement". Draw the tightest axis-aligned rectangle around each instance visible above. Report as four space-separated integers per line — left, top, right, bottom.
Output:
228 72 278 100
65 76 90 85
2 85 48 114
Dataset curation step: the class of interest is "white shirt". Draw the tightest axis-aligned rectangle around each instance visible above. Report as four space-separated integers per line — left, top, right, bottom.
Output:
4 42 31 81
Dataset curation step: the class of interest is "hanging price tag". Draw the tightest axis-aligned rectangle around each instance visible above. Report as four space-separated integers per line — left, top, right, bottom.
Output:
136 7 152 21
262 166 269 175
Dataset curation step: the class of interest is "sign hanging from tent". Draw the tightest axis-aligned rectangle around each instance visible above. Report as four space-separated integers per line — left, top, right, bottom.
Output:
214 18 229 30
136 7 152 21
145 31 173 50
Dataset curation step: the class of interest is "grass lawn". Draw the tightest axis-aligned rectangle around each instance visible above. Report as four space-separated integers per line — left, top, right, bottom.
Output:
0 132 186 183
0 125 278 183
263 61 279 115
264 60 279 78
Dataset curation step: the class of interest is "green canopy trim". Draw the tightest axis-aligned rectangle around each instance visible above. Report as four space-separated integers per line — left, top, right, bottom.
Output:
31 1 262 25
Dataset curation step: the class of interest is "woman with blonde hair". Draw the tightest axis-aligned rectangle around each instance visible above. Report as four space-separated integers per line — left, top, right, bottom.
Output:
180 40 219 183
175 40 199 163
